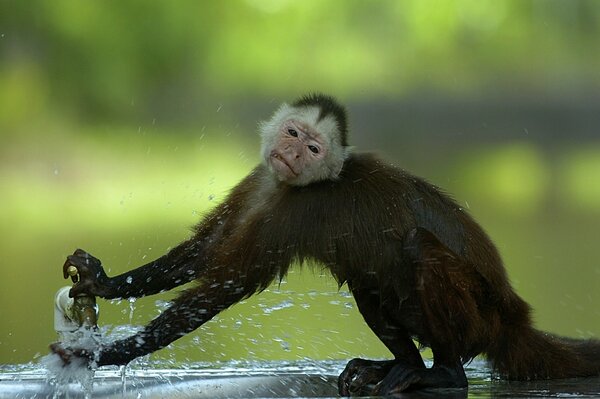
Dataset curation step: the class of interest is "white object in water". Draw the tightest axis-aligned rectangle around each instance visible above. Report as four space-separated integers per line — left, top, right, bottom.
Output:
54 286 79 335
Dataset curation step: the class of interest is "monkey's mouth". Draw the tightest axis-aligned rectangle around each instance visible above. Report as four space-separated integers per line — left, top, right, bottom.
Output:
270 153 298 178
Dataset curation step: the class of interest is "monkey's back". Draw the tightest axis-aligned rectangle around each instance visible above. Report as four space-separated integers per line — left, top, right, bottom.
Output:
244 154 508 300
203 152 527 361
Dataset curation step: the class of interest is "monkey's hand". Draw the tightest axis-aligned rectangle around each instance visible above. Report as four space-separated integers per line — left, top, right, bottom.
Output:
63 249 111 298
338 358 396 396
49 342 95 367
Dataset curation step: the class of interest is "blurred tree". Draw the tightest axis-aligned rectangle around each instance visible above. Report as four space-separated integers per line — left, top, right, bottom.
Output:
1 0 599 364
1 0 599 127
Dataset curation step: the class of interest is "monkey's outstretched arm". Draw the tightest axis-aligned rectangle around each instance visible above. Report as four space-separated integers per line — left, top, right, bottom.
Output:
62 201 235 299
63 239 205 300
97 278 248 365
55 259 266 367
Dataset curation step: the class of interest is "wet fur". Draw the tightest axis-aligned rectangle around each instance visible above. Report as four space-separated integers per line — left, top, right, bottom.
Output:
70 94 599 386
97 152 600 381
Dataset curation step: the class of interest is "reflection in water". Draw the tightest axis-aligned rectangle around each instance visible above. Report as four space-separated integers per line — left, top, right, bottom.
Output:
0 360 599 399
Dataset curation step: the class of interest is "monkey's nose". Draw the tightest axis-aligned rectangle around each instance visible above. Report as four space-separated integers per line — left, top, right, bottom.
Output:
281 147 300 160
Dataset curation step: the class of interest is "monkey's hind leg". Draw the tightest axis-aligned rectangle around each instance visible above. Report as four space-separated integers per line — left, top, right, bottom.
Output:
375 227 489 394
338 285 426 396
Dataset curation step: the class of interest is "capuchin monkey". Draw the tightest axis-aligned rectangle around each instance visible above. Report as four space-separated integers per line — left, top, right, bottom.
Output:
52 94 600 395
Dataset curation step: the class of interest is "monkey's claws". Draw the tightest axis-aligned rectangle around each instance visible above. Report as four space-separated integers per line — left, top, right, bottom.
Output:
373 364 468 394
338 358 395 396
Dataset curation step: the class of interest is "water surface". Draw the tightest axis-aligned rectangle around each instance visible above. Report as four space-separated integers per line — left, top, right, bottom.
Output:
1 360 599 398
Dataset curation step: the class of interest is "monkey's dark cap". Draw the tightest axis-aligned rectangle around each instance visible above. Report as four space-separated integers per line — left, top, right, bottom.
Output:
293 93 349 147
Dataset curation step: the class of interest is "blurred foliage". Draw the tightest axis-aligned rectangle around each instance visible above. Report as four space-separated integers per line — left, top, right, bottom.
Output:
0 0 599 365
1 0 600 127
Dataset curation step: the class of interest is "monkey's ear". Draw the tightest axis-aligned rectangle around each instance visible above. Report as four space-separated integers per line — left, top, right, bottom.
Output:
342 146 354 160
329 145 353 179
332 160 344 178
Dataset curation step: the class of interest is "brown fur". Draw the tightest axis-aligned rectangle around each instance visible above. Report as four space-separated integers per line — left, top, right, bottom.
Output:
59 93 599 392
87 152 600 384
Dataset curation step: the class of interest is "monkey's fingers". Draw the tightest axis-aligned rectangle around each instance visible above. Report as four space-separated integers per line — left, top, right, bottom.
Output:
63 249 88 280
62 257 80 283
338 358 363 396
339 358 393 396
49 343 74 366
349 368 384 395
49 342 94 367
69 279 98 298
63 249 102 282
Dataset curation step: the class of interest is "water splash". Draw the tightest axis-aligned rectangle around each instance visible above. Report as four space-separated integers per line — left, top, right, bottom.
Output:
3 359 600 398
128 298 137 323
259 300 294 314
40 327 100 398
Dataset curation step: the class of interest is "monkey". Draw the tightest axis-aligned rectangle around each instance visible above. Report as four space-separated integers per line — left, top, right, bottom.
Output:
51 93 600 395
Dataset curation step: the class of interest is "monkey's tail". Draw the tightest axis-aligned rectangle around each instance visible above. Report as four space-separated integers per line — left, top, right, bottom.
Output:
487 321 600 380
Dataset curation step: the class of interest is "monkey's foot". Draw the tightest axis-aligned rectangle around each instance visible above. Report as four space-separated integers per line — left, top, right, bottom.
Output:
338 358 396 396
374 364 467 395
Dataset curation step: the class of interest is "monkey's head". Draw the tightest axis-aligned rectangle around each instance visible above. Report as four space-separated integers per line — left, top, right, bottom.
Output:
259 94 350 186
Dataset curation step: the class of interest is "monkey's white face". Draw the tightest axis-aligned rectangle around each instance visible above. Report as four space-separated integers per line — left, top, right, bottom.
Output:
259 104 349 186
269 119 328 183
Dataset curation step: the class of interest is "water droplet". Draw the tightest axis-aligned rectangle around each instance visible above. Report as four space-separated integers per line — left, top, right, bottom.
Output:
261 300 294 314
128 297 137 322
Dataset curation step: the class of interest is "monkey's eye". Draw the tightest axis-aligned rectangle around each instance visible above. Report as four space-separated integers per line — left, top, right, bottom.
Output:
287 128 298 137
308 145 319 154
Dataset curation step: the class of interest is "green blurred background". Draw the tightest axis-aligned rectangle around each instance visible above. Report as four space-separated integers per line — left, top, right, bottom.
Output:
0 0 599 365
